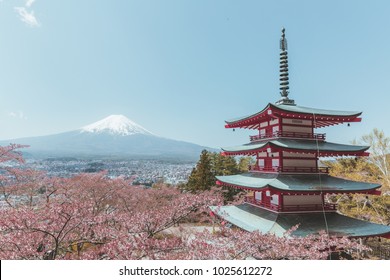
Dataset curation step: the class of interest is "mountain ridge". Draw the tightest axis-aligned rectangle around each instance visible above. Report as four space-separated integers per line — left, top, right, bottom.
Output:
0 115 216 160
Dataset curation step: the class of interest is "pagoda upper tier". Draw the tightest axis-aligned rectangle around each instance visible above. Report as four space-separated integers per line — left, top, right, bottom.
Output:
225 103 362 129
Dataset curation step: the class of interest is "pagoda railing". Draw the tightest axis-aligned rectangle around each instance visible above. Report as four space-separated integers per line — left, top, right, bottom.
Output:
249 165 329 174
250 131 326 142
245 197 281 211
282 204 337 212
245 197 337 212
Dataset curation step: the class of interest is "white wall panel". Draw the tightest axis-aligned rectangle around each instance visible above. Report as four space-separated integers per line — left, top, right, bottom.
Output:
283 195 322 205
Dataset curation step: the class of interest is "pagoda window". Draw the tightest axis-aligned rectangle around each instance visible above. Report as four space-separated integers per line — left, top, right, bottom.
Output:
258 159 265 168
271 194 279 205
270 151 279 157
272 158 279 167
260 121 268 128
270 118 279 125
255 191 262 201
258 152 267 157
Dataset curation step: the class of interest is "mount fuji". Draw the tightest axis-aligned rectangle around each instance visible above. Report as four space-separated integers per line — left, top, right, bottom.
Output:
1 115 214 160
80 115 154 136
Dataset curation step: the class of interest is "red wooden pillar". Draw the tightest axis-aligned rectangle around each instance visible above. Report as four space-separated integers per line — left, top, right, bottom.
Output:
278 117 282 136
311 119 314 135
278 192 283 211
279 150 283 172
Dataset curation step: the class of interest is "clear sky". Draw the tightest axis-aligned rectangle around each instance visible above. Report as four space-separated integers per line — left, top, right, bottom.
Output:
0 0 389 149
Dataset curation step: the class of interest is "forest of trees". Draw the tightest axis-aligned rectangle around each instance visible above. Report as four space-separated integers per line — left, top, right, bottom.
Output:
323 129 390 226
1 129 390 259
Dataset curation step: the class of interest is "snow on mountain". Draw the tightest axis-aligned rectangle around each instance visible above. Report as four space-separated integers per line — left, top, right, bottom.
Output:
80 115 154 136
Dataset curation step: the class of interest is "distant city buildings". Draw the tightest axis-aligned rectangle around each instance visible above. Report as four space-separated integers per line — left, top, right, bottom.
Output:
22 158 194 186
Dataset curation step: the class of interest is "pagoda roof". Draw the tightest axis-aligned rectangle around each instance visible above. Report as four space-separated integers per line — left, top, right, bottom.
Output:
216 173 380 193
210 204 390 238
225 103 362 129
221 139 369 157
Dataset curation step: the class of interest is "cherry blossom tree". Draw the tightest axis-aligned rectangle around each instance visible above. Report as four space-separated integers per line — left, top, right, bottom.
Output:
0 144 27 164
0 144 29 207
0 166 222 259
184 226 367 260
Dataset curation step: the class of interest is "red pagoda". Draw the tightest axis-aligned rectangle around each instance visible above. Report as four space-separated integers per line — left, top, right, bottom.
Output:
211 28 390 238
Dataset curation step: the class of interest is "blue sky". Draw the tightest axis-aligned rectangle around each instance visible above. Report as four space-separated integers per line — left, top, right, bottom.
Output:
0 0 389 149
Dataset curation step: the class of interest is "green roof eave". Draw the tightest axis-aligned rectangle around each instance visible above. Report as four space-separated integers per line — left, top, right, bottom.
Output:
221 139 369 154
209 204 278 233
210 204 390 237
225 103 272 124
225 103 362 125
216 173 381 192
222 142 267 153
274 104 361 117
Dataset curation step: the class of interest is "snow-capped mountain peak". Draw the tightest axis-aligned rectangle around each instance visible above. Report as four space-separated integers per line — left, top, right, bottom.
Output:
80 115 153 136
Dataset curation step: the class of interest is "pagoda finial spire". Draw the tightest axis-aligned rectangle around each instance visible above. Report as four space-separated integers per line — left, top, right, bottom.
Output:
276 27 295 105
280 27 287 51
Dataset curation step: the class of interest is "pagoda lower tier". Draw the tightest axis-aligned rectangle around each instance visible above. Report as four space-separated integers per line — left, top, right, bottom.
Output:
217 172 381 212
213 172 390 238
210 204 390 238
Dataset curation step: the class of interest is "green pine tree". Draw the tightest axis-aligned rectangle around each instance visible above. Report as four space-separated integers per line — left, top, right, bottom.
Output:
184 151 247 202
209 152 238 175
238 156 255 172
185 150 215 192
